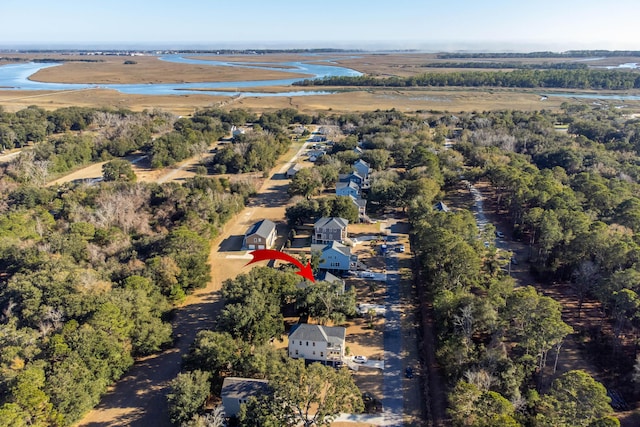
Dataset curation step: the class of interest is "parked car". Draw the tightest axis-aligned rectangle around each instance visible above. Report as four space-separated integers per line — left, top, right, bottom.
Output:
405 366 414 378
353 355 368 364
396 244 405 252
360 271 375 278
495 231 505 238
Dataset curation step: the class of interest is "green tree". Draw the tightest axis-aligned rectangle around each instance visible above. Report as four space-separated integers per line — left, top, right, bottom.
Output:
298 282 356 325
536 370 614 427
288 168 323 198
243 359 363 427
447 381 520 427
167 370 211 425
102 159 136 182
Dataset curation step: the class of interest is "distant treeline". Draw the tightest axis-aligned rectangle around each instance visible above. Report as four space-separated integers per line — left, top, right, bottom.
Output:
294 69 640 90
0 57 103 63
422 61 588 70
437 50 640 59
5 48 362 55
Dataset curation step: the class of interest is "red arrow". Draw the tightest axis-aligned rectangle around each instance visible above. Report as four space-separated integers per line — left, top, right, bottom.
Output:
245 249 315 282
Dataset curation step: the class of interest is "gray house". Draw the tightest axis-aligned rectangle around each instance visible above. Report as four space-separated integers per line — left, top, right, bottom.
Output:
313 217 348 244
288 323 346 366
221 377 270 417
242 219 277 250
286 163 302 178
311 241 357 271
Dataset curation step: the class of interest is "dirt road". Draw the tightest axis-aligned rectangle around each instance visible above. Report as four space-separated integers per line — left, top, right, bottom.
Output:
76 135 312 426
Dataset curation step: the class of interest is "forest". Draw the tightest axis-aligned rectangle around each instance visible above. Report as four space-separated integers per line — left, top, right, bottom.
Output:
294 69 640 90
2 102 640 425
435 50 640 59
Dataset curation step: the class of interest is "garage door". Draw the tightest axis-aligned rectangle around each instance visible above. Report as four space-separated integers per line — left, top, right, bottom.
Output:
258 245 265 250
248 244 255 250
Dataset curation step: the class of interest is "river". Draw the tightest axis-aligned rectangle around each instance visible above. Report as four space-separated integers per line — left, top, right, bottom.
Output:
0 54 362 97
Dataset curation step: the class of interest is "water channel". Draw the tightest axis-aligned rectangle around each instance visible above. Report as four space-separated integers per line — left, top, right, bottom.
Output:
2 55 640 101
0 54 362 97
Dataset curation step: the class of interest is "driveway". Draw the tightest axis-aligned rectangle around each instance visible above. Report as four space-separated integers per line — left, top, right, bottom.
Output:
77 137 312 426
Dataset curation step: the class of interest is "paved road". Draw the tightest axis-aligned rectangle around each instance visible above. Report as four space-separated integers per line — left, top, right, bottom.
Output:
381 223 405 427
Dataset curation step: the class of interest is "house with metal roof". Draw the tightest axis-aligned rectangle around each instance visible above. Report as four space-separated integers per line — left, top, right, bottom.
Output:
221 377 270 417
242 219 277 250
288 323 346 366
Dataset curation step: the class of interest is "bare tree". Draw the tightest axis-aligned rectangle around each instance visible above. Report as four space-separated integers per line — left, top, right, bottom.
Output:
572 260 599 318
464 368 495 391
2 299 16 322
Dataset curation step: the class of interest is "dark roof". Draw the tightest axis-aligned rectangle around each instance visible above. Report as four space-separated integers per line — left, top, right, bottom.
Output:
317 270 344 284
338 172 364 182
289 323 346 345
245 219 276 239
221 377 269 400
314 217 348 230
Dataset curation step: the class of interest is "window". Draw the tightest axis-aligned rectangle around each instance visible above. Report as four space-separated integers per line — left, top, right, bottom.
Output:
306 341 309 346
295 349 298 356
299 341 302 345
312 342 315 347
320 352 324 357
313 351 316 356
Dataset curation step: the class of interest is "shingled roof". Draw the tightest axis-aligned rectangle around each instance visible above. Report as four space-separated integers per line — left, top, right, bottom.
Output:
245 219 276 238
289 323 346 346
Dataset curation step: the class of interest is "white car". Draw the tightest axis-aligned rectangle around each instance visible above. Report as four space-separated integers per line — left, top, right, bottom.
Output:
360 271 375 278
353 355 368 364
495 231 505 238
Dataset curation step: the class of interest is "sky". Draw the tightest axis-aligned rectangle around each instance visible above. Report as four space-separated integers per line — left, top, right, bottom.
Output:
1 0 639 51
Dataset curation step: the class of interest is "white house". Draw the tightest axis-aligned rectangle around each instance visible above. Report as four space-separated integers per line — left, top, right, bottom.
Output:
221 377 270 417
242 219 277 250
288 323 346 366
